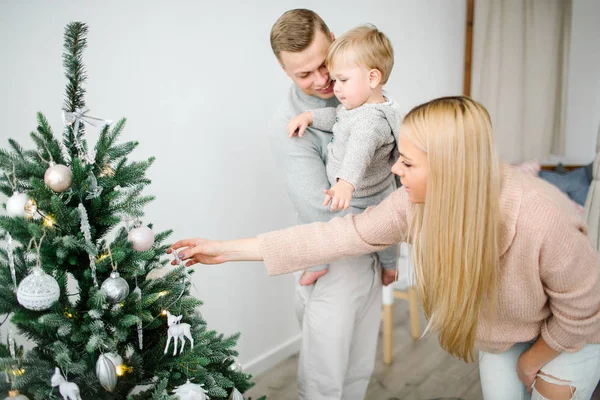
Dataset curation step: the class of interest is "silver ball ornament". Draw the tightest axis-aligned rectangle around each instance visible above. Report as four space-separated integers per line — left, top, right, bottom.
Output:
128 225 155 251
100 272 130 303
6 192 29 217
44 163 73 193
145 265 175 280
95 354 117 392
4 390 29 400
228 358 243 373
17 267 60 311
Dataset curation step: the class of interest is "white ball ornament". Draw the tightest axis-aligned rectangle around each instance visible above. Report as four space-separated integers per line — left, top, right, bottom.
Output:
128 225 155 251
6 192 30 217
104 352 123 375
4 390 30 400
95 354 117 392
16 267 60 311
100 271 130 303
229 387 244 400
44 163 73 193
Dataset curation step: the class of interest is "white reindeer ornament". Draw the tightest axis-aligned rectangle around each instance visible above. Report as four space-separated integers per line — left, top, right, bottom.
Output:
50 368 82 400
164 311 194 356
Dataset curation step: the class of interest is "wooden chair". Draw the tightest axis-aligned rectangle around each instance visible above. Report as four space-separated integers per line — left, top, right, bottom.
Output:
381 243 421 365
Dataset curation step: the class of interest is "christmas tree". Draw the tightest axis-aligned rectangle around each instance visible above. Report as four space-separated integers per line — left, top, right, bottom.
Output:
0 22 259 400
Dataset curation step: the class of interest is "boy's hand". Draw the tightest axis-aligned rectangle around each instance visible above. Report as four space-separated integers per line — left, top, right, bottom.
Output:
287 112 313 138
323 179 355 211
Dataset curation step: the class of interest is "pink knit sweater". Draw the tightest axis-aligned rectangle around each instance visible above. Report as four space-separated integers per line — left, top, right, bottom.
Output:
258 166 600 353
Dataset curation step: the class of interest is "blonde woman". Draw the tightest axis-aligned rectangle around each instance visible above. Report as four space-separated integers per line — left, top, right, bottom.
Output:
169 96 600 399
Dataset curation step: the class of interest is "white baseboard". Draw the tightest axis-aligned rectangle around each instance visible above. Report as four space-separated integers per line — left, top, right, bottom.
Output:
243 334 302 376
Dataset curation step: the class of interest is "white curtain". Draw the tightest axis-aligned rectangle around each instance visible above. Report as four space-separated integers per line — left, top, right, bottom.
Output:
471 0 572 163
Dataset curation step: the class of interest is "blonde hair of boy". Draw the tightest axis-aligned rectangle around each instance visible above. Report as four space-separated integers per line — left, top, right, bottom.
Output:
270 9 331 63
403 96 501 362
325 24 394 84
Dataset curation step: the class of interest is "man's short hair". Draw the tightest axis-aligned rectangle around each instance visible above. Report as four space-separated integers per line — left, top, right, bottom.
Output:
270 9 331 63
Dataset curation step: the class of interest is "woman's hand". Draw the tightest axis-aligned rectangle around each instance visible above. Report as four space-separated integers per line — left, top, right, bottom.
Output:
516 337 559 393
168 238 227 267
167 237 263 267
517 351 540 393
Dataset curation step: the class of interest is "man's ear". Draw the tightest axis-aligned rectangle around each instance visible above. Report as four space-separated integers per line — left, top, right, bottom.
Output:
368 69 382 89
330 32 335 41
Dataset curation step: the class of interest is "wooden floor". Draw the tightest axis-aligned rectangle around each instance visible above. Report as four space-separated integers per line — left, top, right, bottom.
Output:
246 299 600 400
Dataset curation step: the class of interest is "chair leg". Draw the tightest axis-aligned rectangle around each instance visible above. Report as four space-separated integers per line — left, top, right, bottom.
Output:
382 303 394 365
408 286 420 340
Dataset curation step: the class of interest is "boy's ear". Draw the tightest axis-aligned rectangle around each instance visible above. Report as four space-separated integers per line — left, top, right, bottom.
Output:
368 69 382 89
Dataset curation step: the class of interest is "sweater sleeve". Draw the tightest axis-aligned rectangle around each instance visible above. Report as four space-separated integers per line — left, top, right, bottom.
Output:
337 115 390 187
311 107 338 132
258 188 410 276
539 211 600 352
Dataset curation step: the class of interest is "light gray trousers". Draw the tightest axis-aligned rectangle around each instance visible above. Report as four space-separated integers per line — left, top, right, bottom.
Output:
294 254 382 400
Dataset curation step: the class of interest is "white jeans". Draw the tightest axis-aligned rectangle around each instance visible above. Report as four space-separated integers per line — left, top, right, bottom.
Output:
479 342 600 399
294 254 382 400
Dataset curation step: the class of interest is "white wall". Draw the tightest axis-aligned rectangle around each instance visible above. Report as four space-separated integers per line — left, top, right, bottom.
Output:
564 0 600 163
0 0 465 375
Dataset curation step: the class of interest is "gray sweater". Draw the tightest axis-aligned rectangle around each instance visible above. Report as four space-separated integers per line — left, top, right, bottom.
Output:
312 100 401 198
269 85 399 269
269 85 340 225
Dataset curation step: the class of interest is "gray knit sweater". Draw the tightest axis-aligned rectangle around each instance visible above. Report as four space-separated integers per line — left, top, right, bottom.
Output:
312 100 401 198
268 84 341 225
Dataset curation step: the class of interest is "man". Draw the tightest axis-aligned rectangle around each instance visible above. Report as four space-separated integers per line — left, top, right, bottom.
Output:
268 9 397 399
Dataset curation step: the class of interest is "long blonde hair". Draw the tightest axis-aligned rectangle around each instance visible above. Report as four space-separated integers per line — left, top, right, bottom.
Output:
403 96 501 362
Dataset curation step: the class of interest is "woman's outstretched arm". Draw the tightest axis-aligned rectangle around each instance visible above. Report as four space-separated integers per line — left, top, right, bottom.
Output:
169 188 411 277
168 238 262 266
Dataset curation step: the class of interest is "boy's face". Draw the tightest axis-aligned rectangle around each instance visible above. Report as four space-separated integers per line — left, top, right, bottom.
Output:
279 31 335 99
331 59 373 110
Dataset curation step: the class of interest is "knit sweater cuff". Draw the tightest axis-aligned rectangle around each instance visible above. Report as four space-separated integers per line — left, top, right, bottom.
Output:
541 318 585 353
257 232 289 277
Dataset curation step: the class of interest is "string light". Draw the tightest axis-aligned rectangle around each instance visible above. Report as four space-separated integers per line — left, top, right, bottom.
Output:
99 164 115 177
158 291 169 297
115 365 132 376
43 214 55 227
161 310 168 316
9 368 24 376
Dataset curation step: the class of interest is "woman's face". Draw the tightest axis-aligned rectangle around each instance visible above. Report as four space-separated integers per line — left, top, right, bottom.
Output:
392 133 428 203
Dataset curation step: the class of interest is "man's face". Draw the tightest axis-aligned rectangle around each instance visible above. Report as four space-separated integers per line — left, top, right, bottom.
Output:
279 31 335 99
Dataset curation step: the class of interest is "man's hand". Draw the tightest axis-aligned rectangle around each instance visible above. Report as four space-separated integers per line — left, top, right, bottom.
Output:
323 179 355 211
286 111 313 138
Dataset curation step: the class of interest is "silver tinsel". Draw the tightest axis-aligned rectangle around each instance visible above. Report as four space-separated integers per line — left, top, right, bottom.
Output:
133 286 143 350
77 203 98 287
8 329 15 359
6 234 16 292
